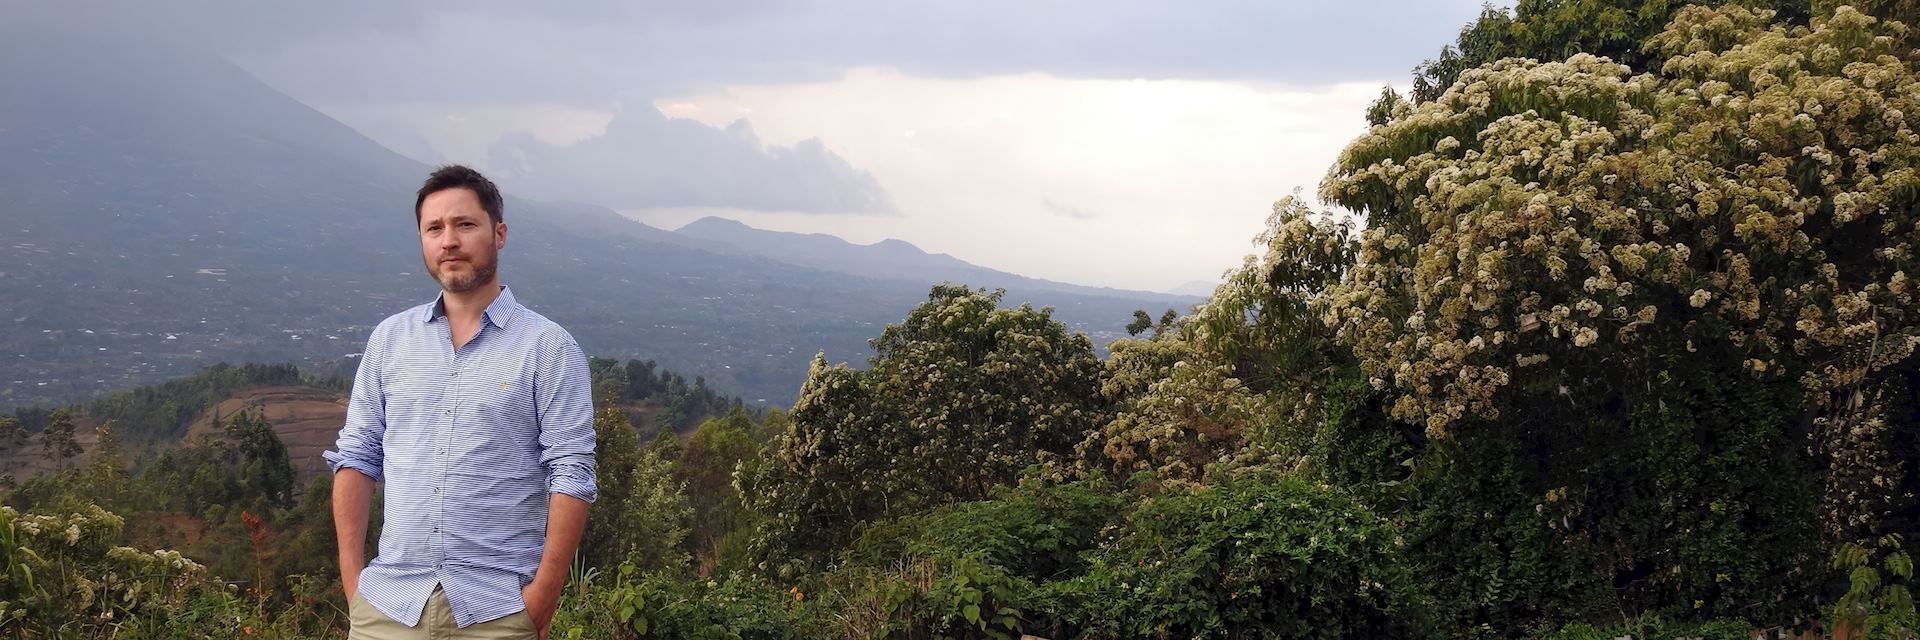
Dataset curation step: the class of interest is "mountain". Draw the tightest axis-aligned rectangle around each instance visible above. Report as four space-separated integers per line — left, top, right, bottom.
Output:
0 16 1194 408
675 217 1203 308
1170 280 1221 297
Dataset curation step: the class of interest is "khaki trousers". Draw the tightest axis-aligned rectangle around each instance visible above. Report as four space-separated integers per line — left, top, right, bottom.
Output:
348 587 536 640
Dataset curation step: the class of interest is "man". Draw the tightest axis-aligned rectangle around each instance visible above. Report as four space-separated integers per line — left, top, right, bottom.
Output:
326 165 596 640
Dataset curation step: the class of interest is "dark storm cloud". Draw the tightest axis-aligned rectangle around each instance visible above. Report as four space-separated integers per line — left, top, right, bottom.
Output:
43 0 1490 106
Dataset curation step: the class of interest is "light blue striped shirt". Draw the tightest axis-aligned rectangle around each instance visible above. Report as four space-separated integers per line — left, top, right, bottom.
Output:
325 285 597 628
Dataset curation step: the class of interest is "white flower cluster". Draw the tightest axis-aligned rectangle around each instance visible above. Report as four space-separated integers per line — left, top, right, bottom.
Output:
7 503 125 548
1319 5 1920 434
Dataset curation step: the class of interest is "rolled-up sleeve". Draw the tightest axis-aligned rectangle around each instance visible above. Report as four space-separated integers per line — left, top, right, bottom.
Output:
534 329 597 504
324 325 388 480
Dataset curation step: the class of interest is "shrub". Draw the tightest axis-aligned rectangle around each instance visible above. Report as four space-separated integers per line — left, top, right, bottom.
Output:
552 562 808 640
1053 474 1425 639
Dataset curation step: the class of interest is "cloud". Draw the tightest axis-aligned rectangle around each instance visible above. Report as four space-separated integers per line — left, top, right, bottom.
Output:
323 102 617 167
639 69 1385 291
9 0 1488 290
1042 200 1100 220
36 0 1493 107
12 0 1476 225
485 105 894 214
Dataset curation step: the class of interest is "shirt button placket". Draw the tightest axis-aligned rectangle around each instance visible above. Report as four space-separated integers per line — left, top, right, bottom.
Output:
442 358 457 572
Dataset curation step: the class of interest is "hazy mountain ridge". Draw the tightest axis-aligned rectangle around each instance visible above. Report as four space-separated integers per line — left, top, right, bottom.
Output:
1169 280 1221 297
673 216 1203 306
0 19 1197 408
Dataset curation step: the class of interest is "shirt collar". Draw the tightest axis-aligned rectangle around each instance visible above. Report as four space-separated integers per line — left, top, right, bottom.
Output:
423 285 519 329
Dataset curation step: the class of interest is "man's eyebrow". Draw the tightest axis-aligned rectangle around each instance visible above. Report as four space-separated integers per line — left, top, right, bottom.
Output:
425 213 481 225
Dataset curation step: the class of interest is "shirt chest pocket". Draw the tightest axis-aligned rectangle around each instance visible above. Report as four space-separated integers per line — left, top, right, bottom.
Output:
468 373 534 425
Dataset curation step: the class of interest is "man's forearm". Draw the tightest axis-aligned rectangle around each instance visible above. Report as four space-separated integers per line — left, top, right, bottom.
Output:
531 493 590 589
332 468 376 596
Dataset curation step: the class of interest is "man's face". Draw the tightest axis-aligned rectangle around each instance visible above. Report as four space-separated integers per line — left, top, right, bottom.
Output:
418 187 506 294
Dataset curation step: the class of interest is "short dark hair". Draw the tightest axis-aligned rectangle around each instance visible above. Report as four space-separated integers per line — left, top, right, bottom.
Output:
415 165 504 224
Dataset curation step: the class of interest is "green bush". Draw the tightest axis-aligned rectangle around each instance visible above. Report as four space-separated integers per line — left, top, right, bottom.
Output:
1538 617 1754 640
846 474 1123 581
1399 368 1825 637
0 503 253 638
1052 474 1426 639
746 285 1112 571
552 561 808 640
808 553 1034 640
1832 534 1919 640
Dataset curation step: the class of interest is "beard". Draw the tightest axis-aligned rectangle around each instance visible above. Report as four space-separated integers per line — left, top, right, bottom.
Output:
427 248 498 293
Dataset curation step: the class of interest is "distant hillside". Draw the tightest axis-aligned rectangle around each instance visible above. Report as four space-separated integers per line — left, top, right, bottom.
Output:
675 216 1204 308
1169 280 1221 297
1 359 740 485
183 385 345 484
0 17 1195 407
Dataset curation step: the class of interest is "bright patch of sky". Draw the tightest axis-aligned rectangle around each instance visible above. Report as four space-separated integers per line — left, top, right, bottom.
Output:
632 70 1387 291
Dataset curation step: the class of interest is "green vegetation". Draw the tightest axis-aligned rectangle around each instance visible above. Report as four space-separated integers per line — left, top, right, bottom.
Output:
6 2 1920 637
10 363 312 445
599 356 746 431
2 410 352 637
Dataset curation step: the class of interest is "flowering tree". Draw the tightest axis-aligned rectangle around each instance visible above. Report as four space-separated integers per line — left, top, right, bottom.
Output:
1408 0 1817 103
1315 4 1920 625
1324 5 1920 438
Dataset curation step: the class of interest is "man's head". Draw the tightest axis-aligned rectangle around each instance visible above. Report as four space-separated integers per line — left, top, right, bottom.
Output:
415 165 507 294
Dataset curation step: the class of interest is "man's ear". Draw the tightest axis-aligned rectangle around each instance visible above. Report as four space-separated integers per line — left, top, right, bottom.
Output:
495 221 508 249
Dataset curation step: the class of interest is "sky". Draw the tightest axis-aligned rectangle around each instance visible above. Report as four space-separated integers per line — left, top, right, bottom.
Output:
74 0 1496 292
